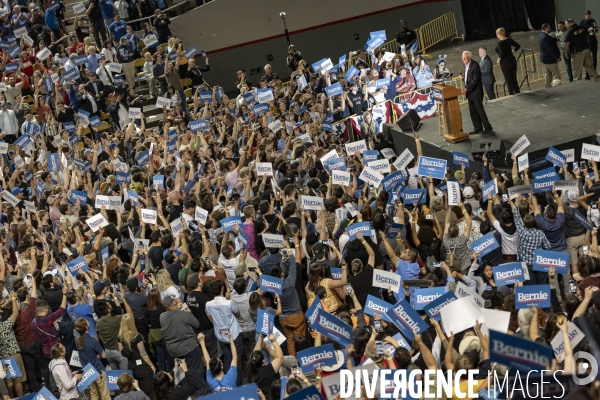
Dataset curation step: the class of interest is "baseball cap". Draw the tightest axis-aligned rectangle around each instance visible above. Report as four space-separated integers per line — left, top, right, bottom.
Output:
463 186 475 198
93 279 109 296
11 187 23 196
567 190 578 202
109 143 117 150
312 242 326 258
84 149 93 157
306 231 319 245
47 195 56 204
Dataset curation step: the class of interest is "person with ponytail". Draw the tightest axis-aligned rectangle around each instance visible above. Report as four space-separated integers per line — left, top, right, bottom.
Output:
118 314 155 398
74 318 111 400
247 333 283 395
153 358 198 400
49 343 83 400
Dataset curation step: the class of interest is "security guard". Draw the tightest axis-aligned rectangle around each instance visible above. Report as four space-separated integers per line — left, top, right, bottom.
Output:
564 18 600 81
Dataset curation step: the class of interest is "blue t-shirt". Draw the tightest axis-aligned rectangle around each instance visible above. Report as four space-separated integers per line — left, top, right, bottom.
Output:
207 365 237 392
76 334 105 372
110 20 127 42
99 0 115 18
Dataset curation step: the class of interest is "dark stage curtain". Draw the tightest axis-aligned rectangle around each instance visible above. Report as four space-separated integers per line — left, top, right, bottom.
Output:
523 0 556 30
461 0 529 40
460 0 495 41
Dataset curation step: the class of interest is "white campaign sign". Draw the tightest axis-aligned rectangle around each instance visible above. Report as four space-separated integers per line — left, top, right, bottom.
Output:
256 162 273 176
447 180 460 206
480 308 511 337
359 166 384 188
454 281 485 308
141 209 157 224
195 207 208 225
129 107 141 119
562 148 575 163
509 134 530 157
440 296 485 336
518 153 529 172
301 195 324 211
85 214 109 232
155 96 171 109
107 63 122 73
344 140 367 155
380 148 396 159
143 34 158 47
581 143 600 161
267 120 282 133
170 218 183 238
372 269 401 293
393 148 414 171
367 159 391 174
320 149 339 165
332 170 351 186
550 321 585 362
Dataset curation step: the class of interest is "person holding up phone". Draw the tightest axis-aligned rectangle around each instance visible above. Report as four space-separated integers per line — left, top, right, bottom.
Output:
199 331 238 392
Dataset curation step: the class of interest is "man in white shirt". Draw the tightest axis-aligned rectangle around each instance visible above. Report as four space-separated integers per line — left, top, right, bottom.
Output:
0 102 18 140
205 279 243 387
96 59 115 87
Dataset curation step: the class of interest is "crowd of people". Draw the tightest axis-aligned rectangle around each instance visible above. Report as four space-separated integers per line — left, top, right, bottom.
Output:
0 2 600 400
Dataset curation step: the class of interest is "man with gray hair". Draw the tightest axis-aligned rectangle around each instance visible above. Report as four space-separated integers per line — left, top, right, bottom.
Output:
460 51 493 135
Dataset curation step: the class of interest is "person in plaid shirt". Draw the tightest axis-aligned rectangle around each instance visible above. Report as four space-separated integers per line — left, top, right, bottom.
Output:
31 280 69 358
514 196 551 285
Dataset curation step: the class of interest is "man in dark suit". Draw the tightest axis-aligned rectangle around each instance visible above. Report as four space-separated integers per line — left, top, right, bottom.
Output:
539 23 562 88
85 73 107 112
478 47 496 100
460 51 493 135
76 84 100 118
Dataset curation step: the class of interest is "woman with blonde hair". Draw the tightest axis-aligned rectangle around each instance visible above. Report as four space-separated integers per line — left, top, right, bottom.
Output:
495 27 521 95
74 318 111 400
118 313 155 397
153 269 181 300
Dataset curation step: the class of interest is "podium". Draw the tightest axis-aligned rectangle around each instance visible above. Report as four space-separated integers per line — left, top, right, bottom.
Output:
432 84 469 143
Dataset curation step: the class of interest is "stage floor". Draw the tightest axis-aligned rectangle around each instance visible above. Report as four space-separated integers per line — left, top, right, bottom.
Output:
403 80 600 159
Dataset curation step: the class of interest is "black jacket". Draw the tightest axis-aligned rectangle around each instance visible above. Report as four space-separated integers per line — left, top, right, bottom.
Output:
479 55 495 85
463 60 484 100
539 31 561 65
76 92 97 115
86 80 105 98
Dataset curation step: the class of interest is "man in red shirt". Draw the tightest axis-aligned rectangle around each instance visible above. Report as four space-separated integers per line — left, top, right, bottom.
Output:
13 263 50 393
31 275 69 358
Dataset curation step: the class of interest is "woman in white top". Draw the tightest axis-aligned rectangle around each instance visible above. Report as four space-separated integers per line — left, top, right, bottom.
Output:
154 269 181 300
143 52 156 97
101 41 117 63
49 343 83 400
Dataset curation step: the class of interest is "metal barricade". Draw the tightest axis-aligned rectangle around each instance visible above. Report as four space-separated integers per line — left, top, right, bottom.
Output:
417 12 464 58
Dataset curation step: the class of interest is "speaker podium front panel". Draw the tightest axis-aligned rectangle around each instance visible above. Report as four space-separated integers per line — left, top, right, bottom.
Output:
432 85 469 144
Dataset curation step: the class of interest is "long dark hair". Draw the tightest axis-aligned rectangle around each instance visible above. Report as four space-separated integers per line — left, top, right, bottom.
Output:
307 264 326 292
249 350 264 383
146 288 162 312
153 371 174 400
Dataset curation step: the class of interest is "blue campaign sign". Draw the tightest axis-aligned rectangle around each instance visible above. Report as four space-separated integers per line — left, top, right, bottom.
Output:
411 287 446 311
532 177 555 193
452 151 470 167
311 58 327 73
256 308 274 335
136 150 149 168
70 190 88 205
128 190 139 206
8 45 21 58
199 91 213 103
200 384 260 400
259 275 283 295
345 65 359 81
469 232 500 257
14 134 31 149
386 223 404 239
4 62 19 74
376 77 391 90
66 256 89 276
572 208 593 231
297 344 337 373
325 82 344 97
313 308 352 347
63 121 75 132
362 150 379 164
185 46 197 59
545 146 566 168
533 166 559 181
324 156 346 172
116 171 130 185
385 298 429 340
105 370 133 390
482 179 498 201
167 137 177 153
183 179 196 194
189 119 209 132
101 246 109 265
489 329 553 370
532 249 569 274
153 175 165 189
423 291 457 322
370 30 387 41
402 188 426 204
219 215 242 232
493 262 526 287
305 297 324 327
76 363 100 392
2 357 22 378
89 116 101 128
252 103 269 115
364 295 393 323
24 170 33 182
69 134 79 146
417 156 446 179
43 77 54 93
77 109 90 121
47 153 61 172
347 221 372 241
74 54 87 66
238 230 249 249
529 157 550 172
167 128 177 141
62 67 80 81
328 267 342 280
515 285 551 309
287 385 325 400
113 75 123 87
34 387 58 400
243 92 255 105
382 171 405 192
